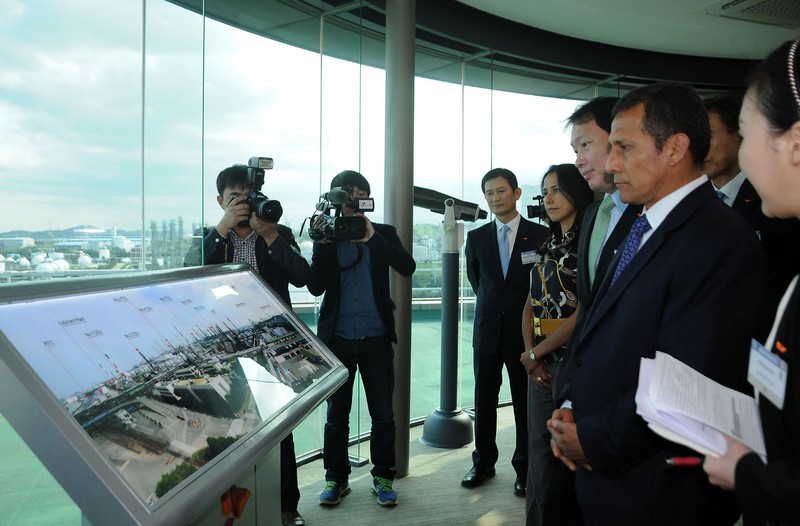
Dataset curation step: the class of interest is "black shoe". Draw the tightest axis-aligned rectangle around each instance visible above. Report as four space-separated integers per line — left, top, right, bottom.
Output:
461 466 496 488
513 477 526 496
281 510 306 526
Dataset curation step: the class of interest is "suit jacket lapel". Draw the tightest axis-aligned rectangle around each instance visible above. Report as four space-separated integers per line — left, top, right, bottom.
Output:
590 203 642 301
508 218 534 280
732 178 759 219
576 184 714 348
577 201 600 303
496 217 534 283
485 221 504 280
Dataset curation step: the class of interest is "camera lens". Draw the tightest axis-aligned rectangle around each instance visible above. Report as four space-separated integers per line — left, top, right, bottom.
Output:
254 198 283 222
247 190 283 223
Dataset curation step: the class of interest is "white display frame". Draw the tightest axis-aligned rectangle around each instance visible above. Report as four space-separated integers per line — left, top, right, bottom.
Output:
0 263 346 526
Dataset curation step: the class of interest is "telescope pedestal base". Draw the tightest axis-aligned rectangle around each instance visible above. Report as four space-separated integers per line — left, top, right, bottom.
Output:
419 408 474 449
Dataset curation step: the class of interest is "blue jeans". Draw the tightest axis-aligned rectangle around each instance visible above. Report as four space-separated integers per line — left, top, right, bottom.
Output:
323 335 396 483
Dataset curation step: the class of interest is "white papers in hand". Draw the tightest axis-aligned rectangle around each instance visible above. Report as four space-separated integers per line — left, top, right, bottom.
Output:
635 351 766 460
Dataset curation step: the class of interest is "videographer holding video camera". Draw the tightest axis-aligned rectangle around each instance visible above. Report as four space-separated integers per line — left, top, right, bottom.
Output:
183 159 310 526
307 170 415 508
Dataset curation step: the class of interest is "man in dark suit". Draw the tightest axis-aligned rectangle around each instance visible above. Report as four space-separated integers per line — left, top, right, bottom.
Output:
307 170 415 508
184 164 310 526
462 168 547 496
523 97 642 526
703 94 800 343
549 83 766 525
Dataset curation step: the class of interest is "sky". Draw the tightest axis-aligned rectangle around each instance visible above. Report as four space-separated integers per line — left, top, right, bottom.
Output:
0 0 579 235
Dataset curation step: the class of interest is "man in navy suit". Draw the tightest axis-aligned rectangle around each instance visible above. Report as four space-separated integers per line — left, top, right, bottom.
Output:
462 168 547 496
703 94 800 343
549 83 766 525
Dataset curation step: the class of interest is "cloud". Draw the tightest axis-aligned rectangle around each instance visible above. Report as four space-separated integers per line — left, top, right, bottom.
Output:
0 1 581 236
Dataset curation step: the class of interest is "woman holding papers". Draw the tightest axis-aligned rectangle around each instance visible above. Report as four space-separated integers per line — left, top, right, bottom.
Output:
703 39 800 525
520 163 593 524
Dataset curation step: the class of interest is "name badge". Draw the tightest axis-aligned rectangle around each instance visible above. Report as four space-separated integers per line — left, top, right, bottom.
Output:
521 250 540 265
748 338 788 409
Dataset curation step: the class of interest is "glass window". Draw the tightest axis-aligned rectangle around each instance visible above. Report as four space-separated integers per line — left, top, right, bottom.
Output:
0 4 588 522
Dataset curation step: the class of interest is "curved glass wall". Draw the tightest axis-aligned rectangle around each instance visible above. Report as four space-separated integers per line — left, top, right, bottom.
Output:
0 2 583 521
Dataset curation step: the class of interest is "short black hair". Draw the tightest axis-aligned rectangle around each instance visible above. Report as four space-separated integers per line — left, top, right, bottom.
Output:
216 165 248 196
748 39 800 135
481 167 518 193
330 170 371 195
703 94 744 135
566 96 619 134
613 82 710 167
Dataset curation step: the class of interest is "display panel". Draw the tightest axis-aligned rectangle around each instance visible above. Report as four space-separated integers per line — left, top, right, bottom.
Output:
0 264 346 525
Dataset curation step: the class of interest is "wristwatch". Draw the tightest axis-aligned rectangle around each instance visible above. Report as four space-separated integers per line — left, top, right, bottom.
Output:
529 349 537 361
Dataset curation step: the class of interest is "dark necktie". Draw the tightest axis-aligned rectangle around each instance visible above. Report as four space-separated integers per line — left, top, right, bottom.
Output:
610 214 651 287
499 224 510 278
587 195 615 285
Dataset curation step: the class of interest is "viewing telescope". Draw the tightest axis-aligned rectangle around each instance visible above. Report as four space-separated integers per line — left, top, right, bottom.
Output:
413 186 486 222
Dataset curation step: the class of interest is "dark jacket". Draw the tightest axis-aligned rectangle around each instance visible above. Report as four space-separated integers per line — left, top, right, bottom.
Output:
732 178 800 343
554 197 642 400
306 222 416 344
465 216 547 357
566 182 765 525
184 225 309 306
735 276 800 526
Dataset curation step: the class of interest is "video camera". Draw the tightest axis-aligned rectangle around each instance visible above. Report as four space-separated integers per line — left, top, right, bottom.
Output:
526 195 547 221
239 157 283 225
307 186 375 242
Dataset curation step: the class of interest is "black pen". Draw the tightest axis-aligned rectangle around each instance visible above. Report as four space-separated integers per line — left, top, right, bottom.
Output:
665 456 704 467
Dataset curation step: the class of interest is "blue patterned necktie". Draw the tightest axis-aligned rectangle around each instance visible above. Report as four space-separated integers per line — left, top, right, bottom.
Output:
587 195 615 285
610 215 651 287
499 224 510 278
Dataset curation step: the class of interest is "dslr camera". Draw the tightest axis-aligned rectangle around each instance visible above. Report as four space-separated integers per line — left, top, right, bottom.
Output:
239 157 283 225
308 186 375 242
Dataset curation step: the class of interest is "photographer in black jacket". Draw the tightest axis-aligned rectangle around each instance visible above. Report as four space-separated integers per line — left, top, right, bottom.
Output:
307 170 415 508
184 164 309 526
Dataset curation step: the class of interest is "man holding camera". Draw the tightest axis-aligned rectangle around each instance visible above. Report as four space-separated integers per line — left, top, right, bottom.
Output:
184 163 310 526
307 170 416 508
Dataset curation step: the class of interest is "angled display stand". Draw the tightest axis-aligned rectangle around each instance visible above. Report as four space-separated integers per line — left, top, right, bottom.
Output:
0 263 347 526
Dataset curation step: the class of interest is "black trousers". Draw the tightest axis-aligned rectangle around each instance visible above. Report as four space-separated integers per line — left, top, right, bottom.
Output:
471 333 529 479
281 433 300 512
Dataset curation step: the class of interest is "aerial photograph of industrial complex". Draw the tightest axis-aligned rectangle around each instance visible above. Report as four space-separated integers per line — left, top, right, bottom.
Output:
0 270 335 505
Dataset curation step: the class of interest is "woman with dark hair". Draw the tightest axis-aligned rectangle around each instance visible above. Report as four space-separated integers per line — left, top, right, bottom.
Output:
520 163 593 524
703 39 800 525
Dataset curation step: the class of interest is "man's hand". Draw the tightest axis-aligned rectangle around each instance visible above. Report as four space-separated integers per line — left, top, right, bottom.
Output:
352 213 375 243
217 194 251 235
311 215 331 244
703 435 751 491
250 214 279 245
548 407 591 472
